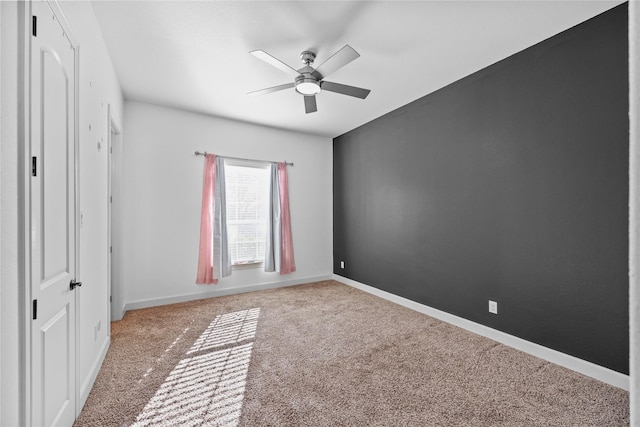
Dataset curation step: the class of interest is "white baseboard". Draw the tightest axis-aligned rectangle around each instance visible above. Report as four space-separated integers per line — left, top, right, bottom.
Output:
123 274 333 313
334 274 630 391
78 335 110 414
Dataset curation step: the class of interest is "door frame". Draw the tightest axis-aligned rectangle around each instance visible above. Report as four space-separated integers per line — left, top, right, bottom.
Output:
21 0 81 424
107 106 123 323
16 2 31 425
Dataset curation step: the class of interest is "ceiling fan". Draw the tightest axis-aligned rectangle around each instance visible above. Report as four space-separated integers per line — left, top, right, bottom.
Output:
248 45 371 114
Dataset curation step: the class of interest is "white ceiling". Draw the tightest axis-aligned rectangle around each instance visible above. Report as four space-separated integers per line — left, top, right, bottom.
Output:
90 1 623 138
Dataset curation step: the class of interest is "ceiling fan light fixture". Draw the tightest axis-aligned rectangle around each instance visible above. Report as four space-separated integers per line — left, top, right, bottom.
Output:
295 76 321 95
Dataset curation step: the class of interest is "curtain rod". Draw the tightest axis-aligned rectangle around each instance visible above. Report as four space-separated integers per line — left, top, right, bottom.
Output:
194 151 293 166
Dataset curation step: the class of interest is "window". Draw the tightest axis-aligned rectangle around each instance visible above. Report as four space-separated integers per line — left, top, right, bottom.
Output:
224 161 270 266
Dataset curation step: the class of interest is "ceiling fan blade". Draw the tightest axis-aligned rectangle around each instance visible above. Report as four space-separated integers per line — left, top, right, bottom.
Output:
304 95 317 114
313 45 360 80
250 50 300 78
248 82 295 96
320 81 371 99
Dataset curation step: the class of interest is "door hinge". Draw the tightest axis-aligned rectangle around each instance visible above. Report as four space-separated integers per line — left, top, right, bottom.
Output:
110 295 112 303
110 196 113 203
32 299 37 320
32 16 37 37
110 246 113 254
32 156 37 177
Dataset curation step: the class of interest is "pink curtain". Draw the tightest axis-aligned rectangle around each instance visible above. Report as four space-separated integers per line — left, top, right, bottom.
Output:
278 162 296 274
196 154 218 284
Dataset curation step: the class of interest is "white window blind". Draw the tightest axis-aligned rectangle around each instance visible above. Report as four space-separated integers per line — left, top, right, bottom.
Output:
225 162 270 265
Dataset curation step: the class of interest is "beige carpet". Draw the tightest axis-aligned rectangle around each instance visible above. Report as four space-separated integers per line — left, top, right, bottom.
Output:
74 280 629 426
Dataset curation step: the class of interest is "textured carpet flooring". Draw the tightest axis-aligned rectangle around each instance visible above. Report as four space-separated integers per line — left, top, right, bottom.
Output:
74 280 629 426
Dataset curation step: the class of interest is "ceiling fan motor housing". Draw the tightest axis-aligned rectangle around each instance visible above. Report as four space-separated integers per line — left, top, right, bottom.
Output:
300 50 316 65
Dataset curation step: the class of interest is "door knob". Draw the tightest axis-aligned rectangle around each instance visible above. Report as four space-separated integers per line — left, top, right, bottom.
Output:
70 280 82 290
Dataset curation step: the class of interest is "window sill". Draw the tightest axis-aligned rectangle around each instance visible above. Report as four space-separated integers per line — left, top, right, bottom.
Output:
232 261 263 271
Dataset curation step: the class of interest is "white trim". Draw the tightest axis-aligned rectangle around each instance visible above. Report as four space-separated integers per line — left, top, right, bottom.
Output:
123 274 332 312
108 110 123 322
629 0 640 423
223 157 271 169
107 105 113 329
78 336 109 413
334 274 630 391
21 2 32 425
0 2 3 419
232 261 264 270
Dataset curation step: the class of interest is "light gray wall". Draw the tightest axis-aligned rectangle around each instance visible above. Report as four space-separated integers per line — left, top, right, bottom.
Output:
0 1 124 423
59 1 125 406
120 101 333 309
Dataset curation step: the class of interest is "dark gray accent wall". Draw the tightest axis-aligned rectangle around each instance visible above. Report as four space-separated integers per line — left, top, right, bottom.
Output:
333 4 629 374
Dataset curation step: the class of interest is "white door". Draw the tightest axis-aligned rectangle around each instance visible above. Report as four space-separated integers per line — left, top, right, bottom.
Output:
30 1 78 426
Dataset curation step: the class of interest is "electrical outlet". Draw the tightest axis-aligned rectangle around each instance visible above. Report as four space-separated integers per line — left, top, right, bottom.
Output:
340 261 345 269
488 300 498 314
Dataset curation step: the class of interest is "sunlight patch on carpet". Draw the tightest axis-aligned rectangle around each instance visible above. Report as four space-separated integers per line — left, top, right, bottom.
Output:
140 326 192 382
132 308 260 427
188 308 260 355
